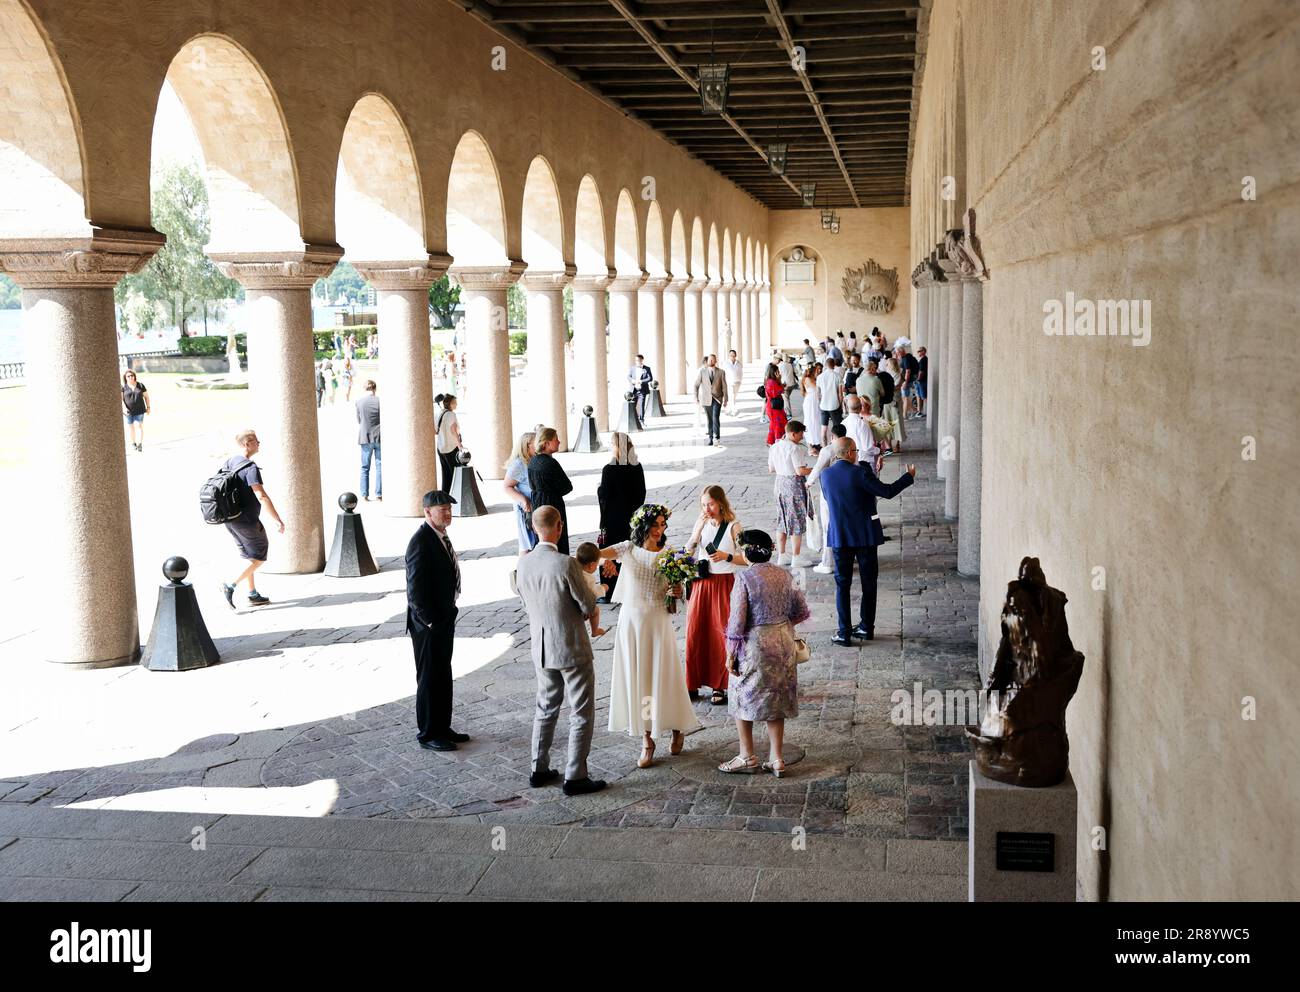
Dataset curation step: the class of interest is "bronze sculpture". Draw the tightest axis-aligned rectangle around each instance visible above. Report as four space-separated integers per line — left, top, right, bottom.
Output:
967 557 1085 787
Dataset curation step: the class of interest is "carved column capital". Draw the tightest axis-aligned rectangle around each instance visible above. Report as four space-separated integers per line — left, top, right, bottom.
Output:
572 270 613 294
0 228 166 289
686 277 709 292
640 276 671 292
448 260 526 293
665 277 690 293
519 266 575 292
609 272 648 293
352 253 453 292
211 244 344 289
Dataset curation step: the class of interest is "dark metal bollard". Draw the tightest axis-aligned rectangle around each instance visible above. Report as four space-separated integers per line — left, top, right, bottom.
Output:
325 493 379 577
449 450 488 517
612 389 643 433
140 557 220 672
571 404 603 453
646 380 668 419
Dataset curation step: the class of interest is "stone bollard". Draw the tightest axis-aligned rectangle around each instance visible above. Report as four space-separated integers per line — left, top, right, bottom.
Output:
612 389 643 433
325 493 379 577
571 404 603 453
449 450 488 517
645 380 668 419
140 557 220 672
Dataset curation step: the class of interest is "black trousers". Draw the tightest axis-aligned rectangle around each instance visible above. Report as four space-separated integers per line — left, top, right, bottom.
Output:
438 450 458 492
832 545 879 637
706 400 722 439
411 621 455 741
636 390 649 422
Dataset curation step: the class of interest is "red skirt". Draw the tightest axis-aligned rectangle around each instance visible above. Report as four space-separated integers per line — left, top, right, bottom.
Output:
766 408 788 445
685 572 735 691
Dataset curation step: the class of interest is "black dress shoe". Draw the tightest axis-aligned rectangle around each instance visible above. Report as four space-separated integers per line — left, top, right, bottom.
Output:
852 625 875 640
445 730 470 743
831 634 855 647
529 769 560 788
418 738 458 751
562 776 607 797
688 689 700 701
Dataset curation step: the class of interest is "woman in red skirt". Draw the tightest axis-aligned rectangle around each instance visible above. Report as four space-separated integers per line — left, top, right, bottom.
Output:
764 365 787 445
684 485 750 705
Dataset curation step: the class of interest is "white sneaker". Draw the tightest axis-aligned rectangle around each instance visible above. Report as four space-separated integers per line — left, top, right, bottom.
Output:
791 554 813 567
777 553 793 566
813 564 834 575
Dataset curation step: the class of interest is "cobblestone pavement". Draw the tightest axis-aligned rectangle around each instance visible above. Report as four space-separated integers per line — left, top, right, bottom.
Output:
3 369 979 844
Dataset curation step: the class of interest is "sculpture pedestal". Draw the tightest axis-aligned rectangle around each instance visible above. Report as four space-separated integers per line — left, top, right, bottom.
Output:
325 508 379 577
646 388 668 419
968 762 1076 902
449 466 488 517
571 412 602 453
140 578 219 672
612 395 643 433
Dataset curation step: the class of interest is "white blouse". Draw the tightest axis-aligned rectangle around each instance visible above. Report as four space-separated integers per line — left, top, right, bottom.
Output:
691 518 742 575
609 541 668 611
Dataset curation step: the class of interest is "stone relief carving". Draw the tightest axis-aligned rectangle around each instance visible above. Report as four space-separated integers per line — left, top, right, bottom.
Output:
841 258 899 313
946 208 988 281
966 557 1086 788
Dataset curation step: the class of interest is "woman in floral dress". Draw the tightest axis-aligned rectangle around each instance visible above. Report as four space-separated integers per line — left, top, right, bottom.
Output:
718 529 811 778
600 504 701 769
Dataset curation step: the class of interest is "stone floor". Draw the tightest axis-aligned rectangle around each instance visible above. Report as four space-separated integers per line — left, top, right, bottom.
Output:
0 365 980 899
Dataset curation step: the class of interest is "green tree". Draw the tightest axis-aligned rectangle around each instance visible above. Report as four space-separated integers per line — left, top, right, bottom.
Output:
315 260 368 306
0 274 21 309
429 275 461 329
116 162 240 334
507 283 527 328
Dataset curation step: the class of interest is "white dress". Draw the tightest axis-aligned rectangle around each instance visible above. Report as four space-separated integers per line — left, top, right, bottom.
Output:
802 382 820 430
608 541 702 737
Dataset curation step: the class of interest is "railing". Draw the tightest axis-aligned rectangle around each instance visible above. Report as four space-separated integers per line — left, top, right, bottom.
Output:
0 361 23 381
119 350 182 369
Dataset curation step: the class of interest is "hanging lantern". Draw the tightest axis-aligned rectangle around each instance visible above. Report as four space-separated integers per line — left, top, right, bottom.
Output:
821 207 834 230
699 63 730 115
767 143 788 176
800 182 817 208
831 215 841 235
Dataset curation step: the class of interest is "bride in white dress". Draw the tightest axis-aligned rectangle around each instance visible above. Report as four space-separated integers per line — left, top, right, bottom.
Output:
599 503 701 768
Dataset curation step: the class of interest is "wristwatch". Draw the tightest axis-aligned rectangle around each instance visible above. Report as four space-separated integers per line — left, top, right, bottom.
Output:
726 553 733 563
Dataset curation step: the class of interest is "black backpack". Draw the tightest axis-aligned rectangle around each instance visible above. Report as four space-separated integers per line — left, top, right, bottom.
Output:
200 458 252 524
878 371 895 405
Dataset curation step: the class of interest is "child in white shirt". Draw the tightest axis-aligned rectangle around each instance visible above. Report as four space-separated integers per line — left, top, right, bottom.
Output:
575 542 607 637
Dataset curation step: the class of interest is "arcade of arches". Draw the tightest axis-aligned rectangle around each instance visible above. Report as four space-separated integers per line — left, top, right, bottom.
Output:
0 0 1295 902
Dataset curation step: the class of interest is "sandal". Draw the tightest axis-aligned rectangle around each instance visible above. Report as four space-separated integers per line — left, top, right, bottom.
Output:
637 738 656 769
762 758 787 778
718 754 760 774
710 690 727 705
670 730 685 755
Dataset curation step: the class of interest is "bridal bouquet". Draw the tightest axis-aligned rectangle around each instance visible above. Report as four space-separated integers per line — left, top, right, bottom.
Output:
655 547 698 614
866 415 894 442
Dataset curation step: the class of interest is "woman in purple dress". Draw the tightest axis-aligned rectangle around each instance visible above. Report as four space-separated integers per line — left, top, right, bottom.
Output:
717 529 811 778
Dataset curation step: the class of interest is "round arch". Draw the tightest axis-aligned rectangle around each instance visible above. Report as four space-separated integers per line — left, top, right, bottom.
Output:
0 0 88 238
669 210 687 280
165 34 301 254
644 200 667 278
521 155 564 272
335 94 424 261
613 188 640 276
574 175 605 275
446 130 508 266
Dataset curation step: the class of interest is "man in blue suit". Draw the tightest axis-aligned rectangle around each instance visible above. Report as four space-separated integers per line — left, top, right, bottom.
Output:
819 436 917 645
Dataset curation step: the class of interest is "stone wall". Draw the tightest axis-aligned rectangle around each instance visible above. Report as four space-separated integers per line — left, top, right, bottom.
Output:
912 0 1300 899
768 208 910 348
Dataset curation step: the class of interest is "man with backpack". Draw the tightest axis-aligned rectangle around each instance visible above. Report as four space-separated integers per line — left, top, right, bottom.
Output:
213 429 285 609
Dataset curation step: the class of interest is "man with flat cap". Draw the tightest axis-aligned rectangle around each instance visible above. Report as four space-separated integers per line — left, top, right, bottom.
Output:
406 490 469 751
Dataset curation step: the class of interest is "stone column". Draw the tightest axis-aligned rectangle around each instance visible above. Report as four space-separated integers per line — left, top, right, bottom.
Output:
0 230 163 666
701 279 719 359
728 282 742 362
749 286 760 359
639 276 669 397
608 273 644 412
521 267 574 450
572 272 612 431
684 277 706 374
448 262 525 479
214 246 342 573
932 267 950 480
958 275 985 576
761 284 772 350
946 267 967 522
662 278 687 396
355 257 451 516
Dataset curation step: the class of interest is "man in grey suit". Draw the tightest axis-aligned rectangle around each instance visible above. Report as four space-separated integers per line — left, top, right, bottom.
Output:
515 505 607 796
694 354 728 446
355 379 382 501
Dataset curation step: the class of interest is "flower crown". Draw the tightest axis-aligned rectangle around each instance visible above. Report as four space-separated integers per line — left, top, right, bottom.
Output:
630 503 672 531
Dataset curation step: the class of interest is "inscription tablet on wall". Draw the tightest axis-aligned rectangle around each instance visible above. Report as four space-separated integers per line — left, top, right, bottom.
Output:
995 831 1055 872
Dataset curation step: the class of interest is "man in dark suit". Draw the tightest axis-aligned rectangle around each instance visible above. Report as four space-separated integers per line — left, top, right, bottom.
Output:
629 354 654 423
356 379 382 501
406 490 469 751
819 437 918 645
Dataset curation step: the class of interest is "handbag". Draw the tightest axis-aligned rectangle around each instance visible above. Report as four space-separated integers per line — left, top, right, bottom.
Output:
756 384 766 398
791 623 812 665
